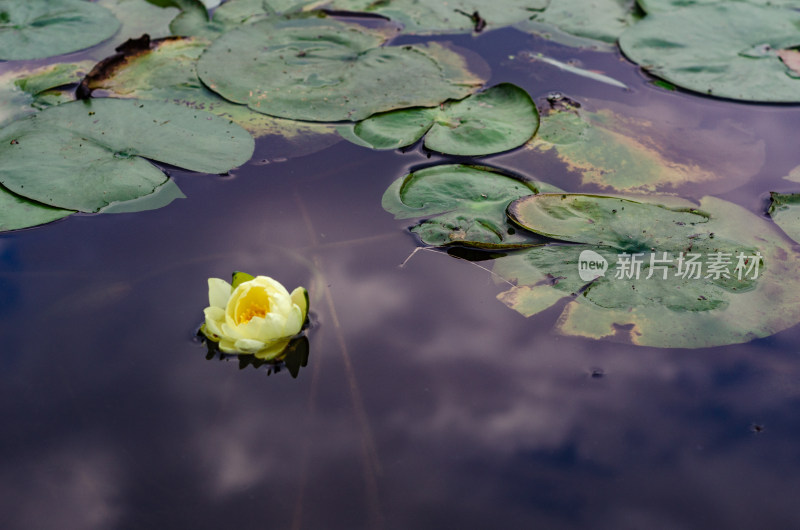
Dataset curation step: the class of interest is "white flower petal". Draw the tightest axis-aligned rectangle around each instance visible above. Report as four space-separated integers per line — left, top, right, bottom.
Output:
218 338 238 353
290 287 309 322
233 338 266 354
203 307 225 337
253 338 291 360
238 313 287 342
208 278 232 309
284 304 303 336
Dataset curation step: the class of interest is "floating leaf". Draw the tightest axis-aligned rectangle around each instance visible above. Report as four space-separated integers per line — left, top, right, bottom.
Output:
80 36 339 155
0 186 73 232
343 84 537 156
768 192 800 244
99 178 186 214
382 164 557 248
0 61 93 127
0 0 121 60
525 104 764 192
0 98 253 213
517 0 642 49
619 3 800 102
328 0 548 34
494 194 800 348
636 0 800 14
197 17 487 122
94 0 180 57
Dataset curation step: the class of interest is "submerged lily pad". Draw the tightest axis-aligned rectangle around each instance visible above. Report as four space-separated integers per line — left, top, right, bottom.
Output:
619 3 800 102
518 0 642 49
0 61 93 127
80 36 339 155
196 17 486 122
342 84 538 156
383 164 556 248
0 0 121 60
526 103 764 192
0 98 253 213
329 0 548 34
768 192 800 244
494 193 800 348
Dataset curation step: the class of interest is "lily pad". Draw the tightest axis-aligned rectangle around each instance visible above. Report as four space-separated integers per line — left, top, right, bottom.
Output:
94 0 180 57
196 17 487 122
342 83 538 156
494 193 800 348
525 103 765 192
517 0 642 50
0 0 121 60
328 0 549 34
636 0 800 14
0 98 254 213
79 36 339 155
382 164 558 248
0 61 93 127
168 0 274 38
618 3 800 102
768 192 800 245
0 186 73 232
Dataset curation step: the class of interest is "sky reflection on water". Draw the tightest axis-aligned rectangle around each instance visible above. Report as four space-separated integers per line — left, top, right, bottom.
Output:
2 27 800 530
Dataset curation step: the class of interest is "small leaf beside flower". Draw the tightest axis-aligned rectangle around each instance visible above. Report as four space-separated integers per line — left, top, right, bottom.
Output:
200 273 309 359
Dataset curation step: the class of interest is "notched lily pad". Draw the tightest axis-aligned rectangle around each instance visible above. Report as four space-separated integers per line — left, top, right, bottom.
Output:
494 193 800 348
768 192 800 245
0 0 121 60
342 83 538 156
619 3 800 102
196 17 487 122
382 164 556 248
0 98 253 214
79 36 339 156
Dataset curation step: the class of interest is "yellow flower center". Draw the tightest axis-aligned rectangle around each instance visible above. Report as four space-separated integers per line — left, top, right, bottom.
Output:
234 287 271 324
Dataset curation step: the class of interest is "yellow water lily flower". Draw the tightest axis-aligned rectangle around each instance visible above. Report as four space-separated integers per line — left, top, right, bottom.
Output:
200 274 309 359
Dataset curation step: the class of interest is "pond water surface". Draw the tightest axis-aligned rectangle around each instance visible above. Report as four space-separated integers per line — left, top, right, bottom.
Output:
3 27 800 530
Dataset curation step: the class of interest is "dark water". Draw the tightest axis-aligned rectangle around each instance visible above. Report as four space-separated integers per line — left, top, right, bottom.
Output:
3 28 800 530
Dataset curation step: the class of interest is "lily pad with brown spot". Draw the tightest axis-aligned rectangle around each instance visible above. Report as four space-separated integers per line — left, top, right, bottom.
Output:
494 193 800 348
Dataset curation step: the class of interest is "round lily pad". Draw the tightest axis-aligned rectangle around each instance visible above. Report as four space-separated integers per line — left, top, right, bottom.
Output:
495 193 800 348
0 98 254 213
0 0 121 60
636 0 800 14
519 0 642 48
382 164 555 248
344 83 538 156
329 0 549 34
618 3 800 102
196 17 487 122
80 36 339 155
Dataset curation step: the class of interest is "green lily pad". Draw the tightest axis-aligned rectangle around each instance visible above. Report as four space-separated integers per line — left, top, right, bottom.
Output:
79 36 339 155
494 193 800 348
382 164 558 248
526 104 764 192
168 0 271 38
94 0 180 58
342 83 538 156
768 192 800 244
517 0 642 50
328 0 549 34
0 0 121 60
196 17 487 122
636 0 800 14
618 3 800 102
0 61 94 127
0 186 73 232
99 178 186 214
0 98 253 213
